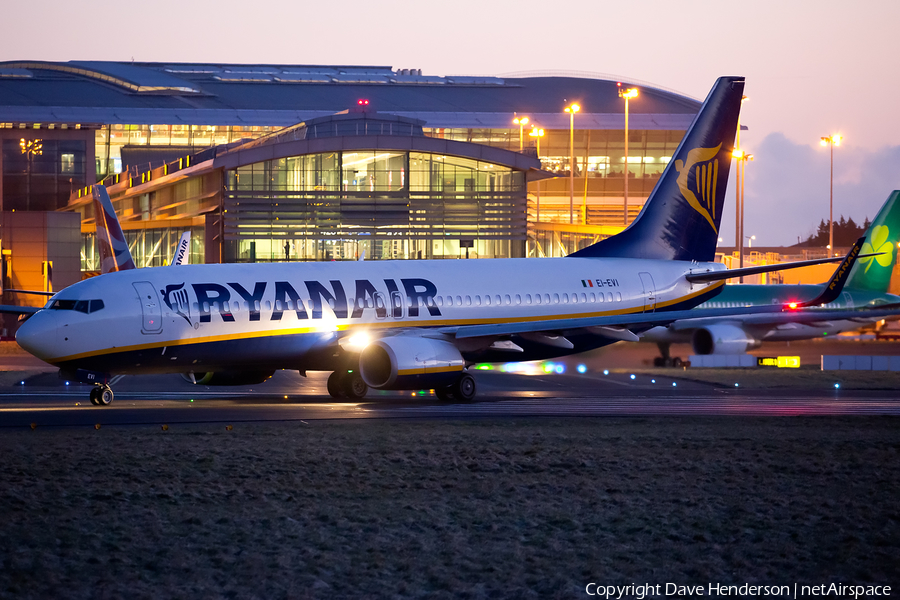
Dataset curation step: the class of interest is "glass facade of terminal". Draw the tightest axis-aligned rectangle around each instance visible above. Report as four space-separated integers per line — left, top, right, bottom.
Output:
94 124 279 177
92 125 682 184
223 150 526 262
1 137 88 211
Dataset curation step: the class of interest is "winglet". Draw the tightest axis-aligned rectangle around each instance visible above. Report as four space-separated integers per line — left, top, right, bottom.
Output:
93 185 136 273
791 236 865 308
170 231 191 266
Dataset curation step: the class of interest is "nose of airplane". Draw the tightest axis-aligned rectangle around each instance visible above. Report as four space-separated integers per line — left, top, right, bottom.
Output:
16 311 59 363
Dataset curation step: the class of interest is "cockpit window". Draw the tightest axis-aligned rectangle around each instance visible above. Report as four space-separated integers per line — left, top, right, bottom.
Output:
49 299 105 314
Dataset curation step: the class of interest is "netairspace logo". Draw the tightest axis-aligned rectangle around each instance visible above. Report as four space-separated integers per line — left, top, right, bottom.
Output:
584 582 892 599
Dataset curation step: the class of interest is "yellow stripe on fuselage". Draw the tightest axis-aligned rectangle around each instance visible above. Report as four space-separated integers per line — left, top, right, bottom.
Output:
48 281 723 364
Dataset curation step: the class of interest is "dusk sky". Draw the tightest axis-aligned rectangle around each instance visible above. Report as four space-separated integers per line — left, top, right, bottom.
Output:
4 0 899 246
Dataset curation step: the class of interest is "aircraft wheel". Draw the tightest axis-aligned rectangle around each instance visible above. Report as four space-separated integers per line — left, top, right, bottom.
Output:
672 357 683 368
89 387 101 405
97 385 114 406
327 371 347 399
434 386 454 402
341 372 368 399
653 357 664 367
452 373 476 402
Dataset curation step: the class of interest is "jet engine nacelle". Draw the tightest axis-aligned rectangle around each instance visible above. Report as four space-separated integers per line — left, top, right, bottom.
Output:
691 324 761 355
359 337 465 390
182 371 275 386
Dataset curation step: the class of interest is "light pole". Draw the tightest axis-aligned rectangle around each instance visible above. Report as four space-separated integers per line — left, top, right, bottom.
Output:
732 149 753 281
734 96 748 249
564 104 580 223
529 126 545 221
820 134 842 255
513 115 529 152
618 85 638 226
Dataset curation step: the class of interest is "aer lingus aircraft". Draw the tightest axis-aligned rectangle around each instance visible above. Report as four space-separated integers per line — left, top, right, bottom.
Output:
14 76 876 405
642 190 900 365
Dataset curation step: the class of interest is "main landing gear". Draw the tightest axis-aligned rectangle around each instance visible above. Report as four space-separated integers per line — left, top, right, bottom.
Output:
652 343 683 368
327 370 368 399
434 372 477 402
89 384 114 406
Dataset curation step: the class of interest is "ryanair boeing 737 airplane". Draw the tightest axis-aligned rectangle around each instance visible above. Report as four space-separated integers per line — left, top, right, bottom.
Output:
13 76 875 405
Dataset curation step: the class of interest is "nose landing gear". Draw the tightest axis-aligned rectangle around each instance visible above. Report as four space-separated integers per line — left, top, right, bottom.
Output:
89 384 114 406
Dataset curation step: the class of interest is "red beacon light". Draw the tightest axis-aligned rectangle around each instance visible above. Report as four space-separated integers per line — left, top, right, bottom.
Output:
787 302 799 310
357 99 369 106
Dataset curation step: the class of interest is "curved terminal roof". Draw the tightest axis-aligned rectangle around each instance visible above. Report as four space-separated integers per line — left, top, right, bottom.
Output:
0 61 701 130
212 109 542 174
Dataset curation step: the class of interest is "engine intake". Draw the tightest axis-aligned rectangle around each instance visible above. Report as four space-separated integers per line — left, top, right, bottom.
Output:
691 324 761 355
359 337 464 390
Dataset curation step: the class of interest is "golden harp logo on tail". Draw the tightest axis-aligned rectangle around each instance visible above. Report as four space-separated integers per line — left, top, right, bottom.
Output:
674 143 722 232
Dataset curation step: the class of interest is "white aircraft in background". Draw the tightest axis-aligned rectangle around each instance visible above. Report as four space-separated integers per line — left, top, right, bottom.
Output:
14 76 881 405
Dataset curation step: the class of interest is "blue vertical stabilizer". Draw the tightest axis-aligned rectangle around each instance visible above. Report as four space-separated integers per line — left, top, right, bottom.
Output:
568 76 745 262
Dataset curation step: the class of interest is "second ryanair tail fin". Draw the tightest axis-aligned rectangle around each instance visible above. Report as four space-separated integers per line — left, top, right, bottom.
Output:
845 190 900 292
569 76 745 262
170 231 191 266
93 185 136 273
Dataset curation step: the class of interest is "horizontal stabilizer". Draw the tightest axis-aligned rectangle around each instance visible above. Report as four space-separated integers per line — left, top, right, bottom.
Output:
686 247 877 284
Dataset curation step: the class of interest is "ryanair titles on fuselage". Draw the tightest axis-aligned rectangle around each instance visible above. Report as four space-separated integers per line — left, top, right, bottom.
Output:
160 278 441 327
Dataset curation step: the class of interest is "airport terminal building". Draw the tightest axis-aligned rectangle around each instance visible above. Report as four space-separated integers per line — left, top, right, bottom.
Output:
0 61 702 282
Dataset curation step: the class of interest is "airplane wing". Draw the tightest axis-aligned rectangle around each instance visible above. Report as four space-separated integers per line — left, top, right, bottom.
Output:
449 302 900 341
0 305 41 315
664 303 900 331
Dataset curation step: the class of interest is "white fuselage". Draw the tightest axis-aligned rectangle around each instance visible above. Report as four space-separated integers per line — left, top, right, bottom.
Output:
17 257 725 375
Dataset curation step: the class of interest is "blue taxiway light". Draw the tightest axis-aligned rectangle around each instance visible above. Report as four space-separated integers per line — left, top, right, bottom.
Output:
603 370 609 376
577 364 587 374
672 382 677 387
834 383 841 389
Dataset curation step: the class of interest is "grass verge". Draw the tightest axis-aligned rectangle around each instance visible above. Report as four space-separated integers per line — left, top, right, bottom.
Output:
1 417 898 599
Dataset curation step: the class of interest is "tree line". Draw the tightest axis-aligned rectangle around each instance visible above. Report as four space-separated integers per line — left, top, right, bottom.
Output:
802 215 871 247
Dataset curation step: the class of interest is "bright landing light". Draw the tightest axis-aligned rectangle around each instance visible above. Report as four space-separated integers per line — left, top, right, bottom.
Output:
345 332 371 350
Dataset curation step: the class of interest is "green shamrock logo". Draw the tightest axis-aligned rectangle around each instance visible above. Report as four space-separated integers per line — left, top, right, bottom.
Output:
860 225 894 272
